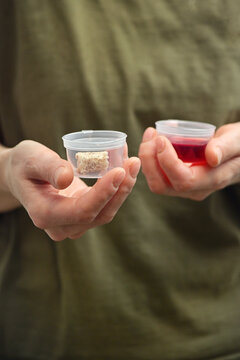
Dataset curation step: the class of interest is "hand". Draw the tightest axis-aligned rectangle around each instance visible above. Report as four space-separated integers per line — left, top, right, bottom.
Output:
138 123 240 201
4 140 140 240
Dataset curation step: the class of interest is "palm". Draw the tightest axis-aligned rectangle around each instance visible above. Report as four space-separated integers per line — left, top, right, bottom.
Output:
58 175 90 198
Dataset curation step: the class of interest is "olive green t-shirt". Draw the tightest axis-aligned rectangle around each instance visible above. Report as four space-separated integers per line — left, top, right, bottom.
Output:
1 1 240 359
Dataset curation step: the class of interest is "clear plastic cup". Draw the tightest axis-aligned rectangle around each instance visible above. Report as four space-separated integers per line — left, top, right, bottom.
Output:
155 119 216 165
62 130 127 178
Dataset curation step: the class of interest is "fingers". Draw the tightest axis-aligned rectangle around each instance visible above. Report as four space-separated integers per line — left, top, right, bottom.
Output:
45 226 87 241
206 123 240 167
14 140 140 237
156 136 194 192
154 136 226 194
139 129 169 193
140 129 240 199
76 168 126 221
139 134 160 177
142 127 157 142
139 132 215 196
28 167 126 229
139 131 194 194
95 157 141 225
45 157 141 241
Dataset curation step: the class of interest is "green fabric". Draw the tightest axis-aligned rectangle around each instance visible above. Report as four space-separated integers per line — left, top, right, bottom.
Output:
1 0 240 359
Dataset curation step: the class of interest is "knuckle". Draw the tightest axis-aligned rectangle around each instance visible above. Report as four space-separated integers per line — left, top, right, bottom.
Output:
173 176 195 193
174 181 190 192
33 217 47 229
28 203 52 229
107 186 117 197
69 234 78 240
13 155 37 176
217 123 235 135
79 211 95 224
30 210 48 229
212 173 228 190
95 187 115 202
190 193 208 202
46 228 67 241
141 165 150 177
69 232 84 240
102 214 115 224
148 179 161 194
119 183 132 196
138 143 147 158
24 156 36 169
138 148 151 163
50 233 66 241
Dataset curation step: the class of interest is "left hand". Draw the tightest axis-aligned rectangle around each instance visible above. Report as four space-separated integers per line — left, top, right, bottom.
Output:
4 140 140 241
138 122 240 201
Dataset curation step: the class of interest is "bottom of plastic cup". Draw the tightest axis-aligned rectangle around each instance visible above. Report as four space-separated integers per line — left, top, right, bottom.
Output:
66 145 125 178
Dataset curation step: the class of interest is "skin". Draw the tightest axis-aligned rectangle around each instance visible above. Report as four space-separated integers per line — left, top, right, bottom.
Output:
139 122 240 201
0 140 141 241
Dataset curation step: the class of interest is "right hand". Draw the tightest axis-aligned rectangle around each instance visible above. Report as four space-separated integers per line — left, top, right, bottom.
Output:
4 140 140 241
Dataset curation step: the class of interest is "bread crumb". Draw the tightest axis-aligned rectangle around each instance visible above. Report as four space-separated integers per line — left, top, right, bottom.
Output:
75 151 109 174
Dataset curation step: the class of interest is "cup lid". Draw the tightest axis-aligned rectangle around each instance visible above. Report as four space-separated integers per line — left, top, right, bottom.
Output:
62 130 127 151
155 120 216 138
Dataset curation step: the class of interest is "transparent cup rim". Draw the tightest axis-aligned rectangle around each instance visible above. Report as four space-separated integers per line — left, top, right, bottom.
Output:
155 119 216 138
62 130 127 151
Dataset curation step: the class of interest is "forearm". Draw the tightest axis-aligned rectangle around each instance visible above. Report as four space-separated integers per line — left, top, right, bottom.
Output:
0 144 21 212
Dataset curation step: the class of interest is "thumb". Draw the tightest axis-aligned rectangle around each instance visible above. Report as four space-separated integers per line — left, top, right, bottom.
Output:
205 123 240 167
51 161 74 189
23 142 74 189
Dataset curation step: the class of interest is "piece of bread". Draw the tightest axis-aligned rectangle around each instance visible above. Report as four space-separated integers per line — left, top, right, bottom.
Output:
75 151 109 174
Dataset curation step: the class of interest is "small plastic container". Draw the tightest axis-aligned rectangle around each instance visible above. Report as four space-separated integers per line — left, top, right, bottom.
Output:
155 120 216 165
62 130 127 178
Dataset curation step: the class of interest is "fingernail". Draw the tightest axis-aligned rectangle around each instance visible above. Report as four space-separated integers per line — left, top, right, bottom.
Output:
143 128 155 142
214 147 222 166
113 169 125 188
54 166 66 184
156 137 165 153
129 160 141 179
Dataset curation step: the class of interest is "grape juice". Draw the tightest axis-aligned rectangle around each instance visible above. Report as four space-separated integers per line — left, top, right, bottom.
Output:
171 138 207 165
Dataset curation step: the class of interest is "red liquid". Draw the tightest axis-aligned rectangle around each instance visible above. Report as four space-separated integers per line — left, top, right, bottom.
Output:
171 139 207 165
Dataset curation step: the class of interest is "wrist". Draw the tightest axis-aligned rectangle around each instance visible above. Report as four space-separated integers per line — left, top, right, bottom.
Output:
0 145 21 212
0 145 12 192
